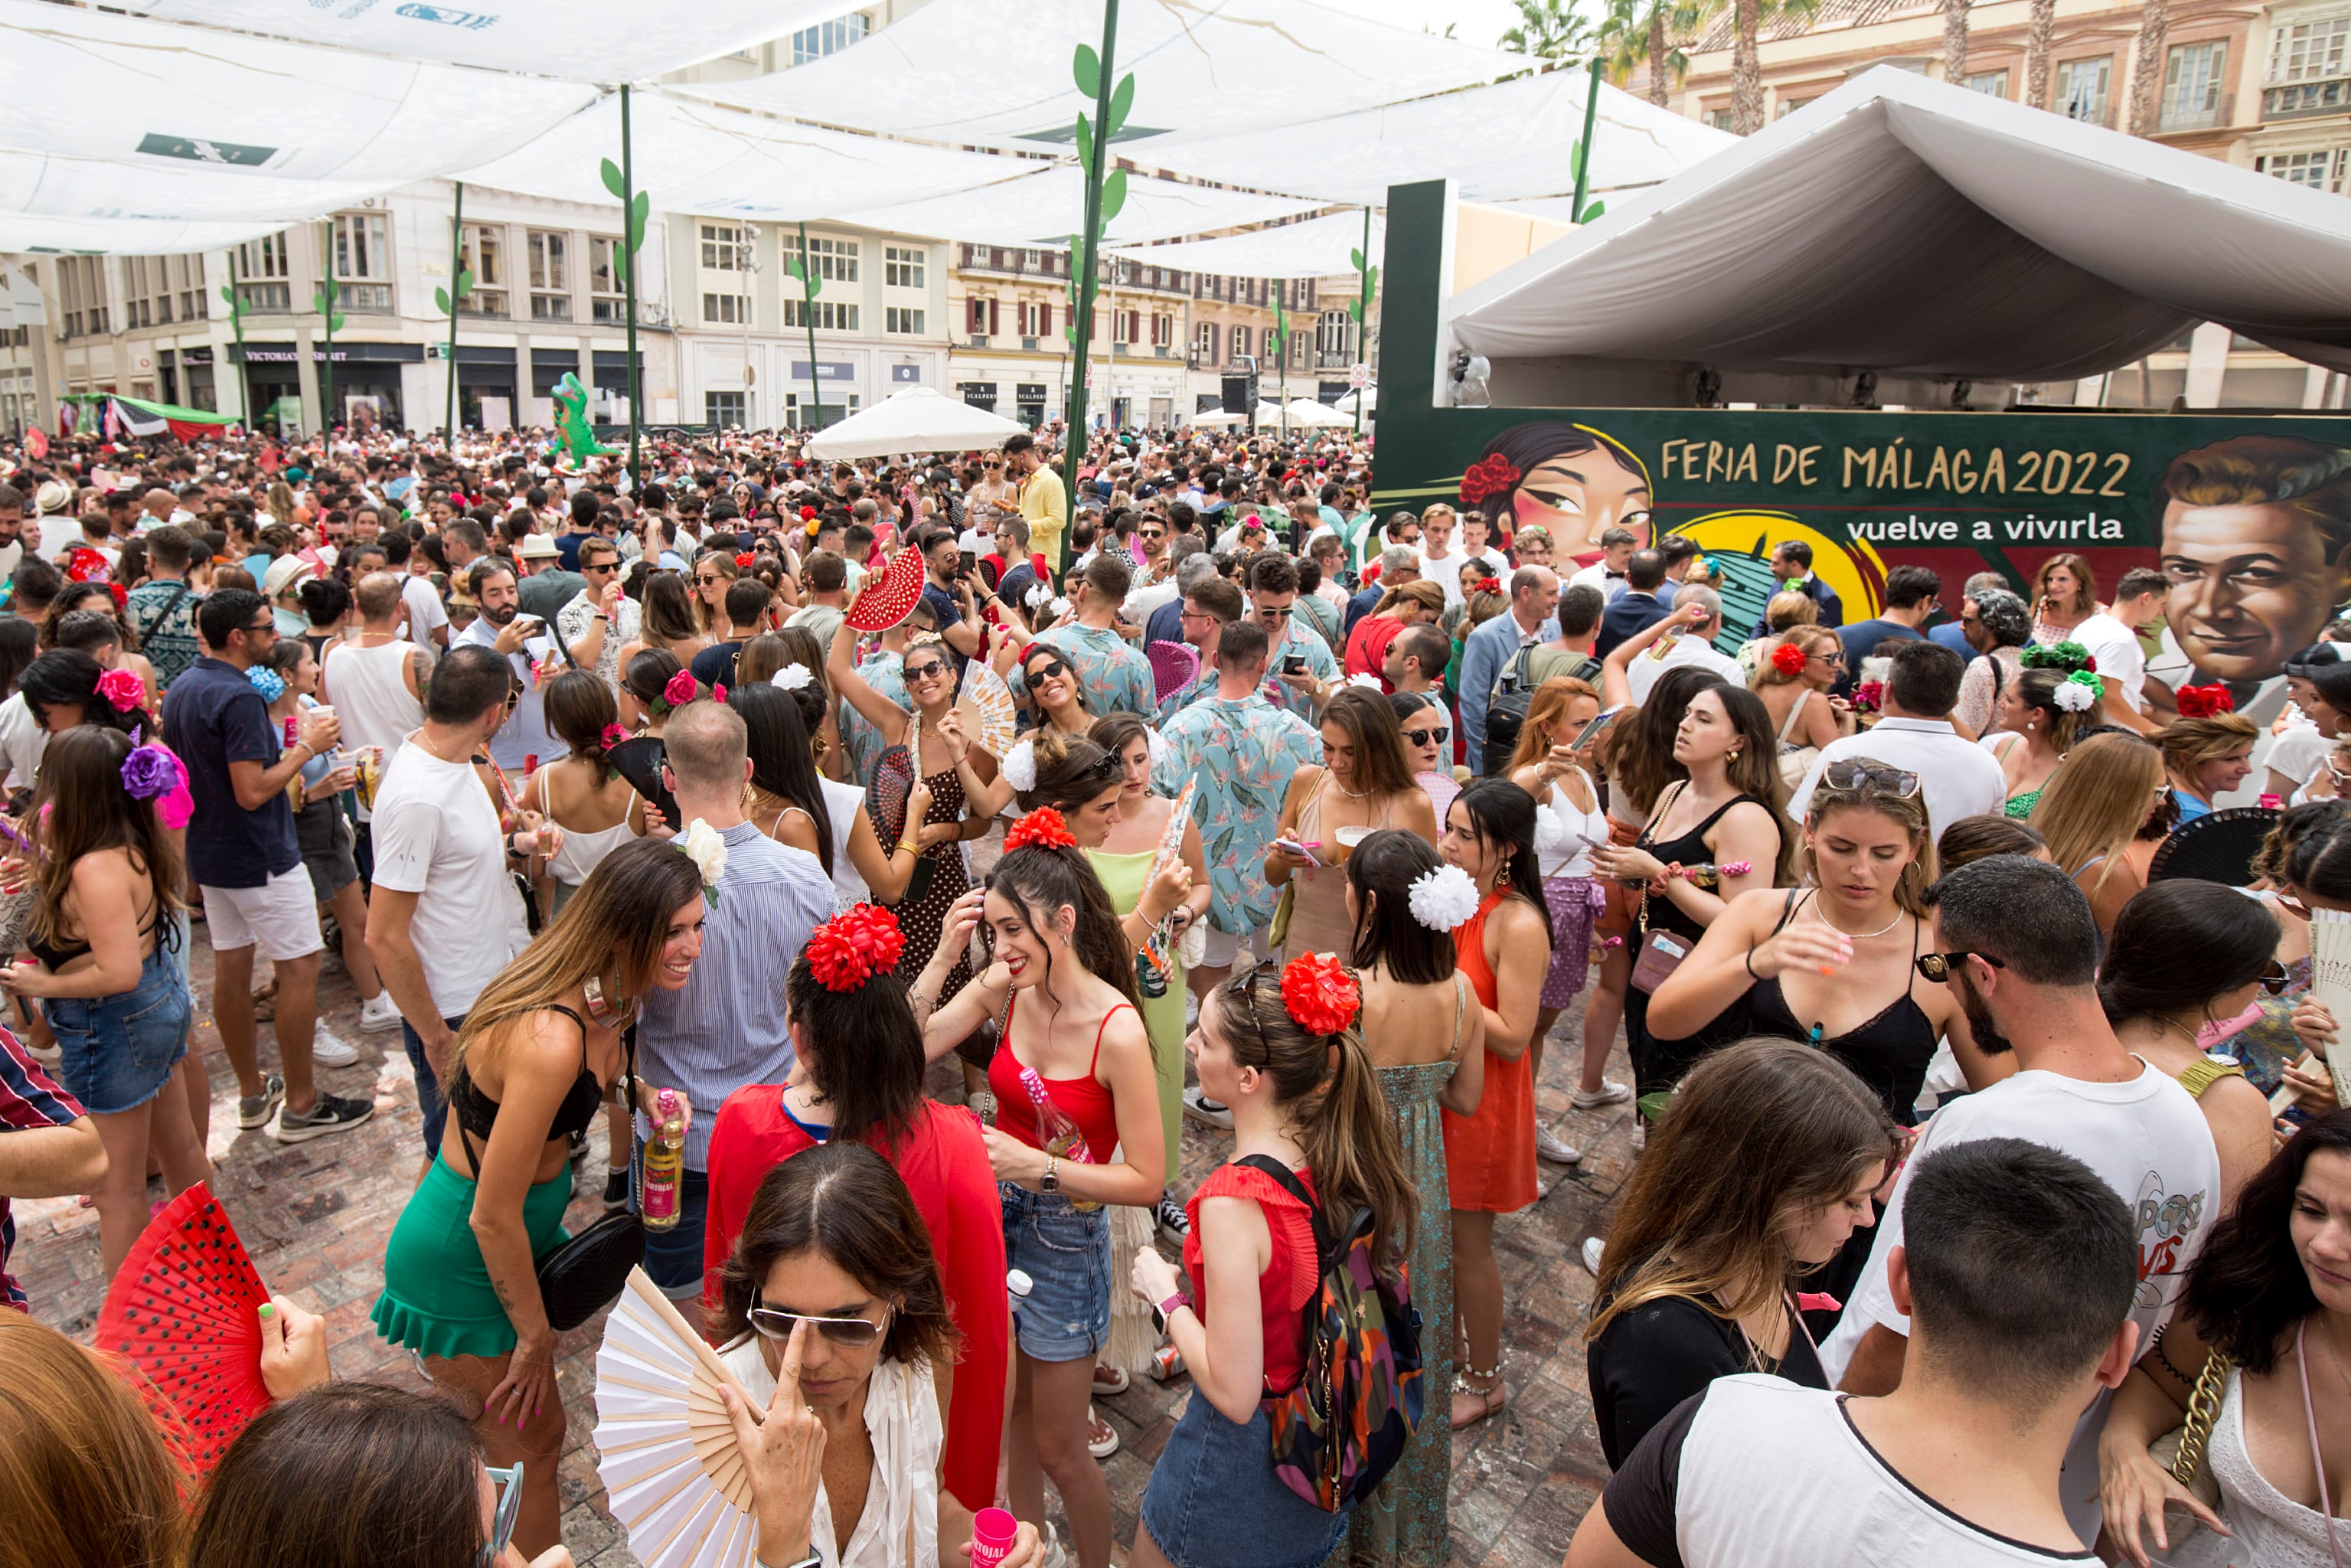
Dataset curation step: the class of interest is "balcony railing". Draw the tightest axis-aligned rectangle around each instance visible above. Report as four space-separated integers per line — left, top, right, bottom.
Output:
2264 77 2349 118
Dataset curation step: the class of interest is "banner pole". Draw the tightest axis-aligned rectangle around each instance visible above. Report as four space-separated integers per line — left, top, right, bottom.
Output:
621 84 642 485
446 181 464 439
1062 0 1123 578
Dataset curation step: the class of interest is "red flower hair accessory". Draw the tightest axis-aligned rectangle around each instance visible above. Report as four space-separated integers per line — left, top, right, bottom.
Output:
799 505 818 521
1770 642 1808 678
1458 455 1520 507
1004 806 1078 853
661 671 700 708
805 903 906 991
2176 683 2235 718
735 551 755 569
1280 952 1360 1037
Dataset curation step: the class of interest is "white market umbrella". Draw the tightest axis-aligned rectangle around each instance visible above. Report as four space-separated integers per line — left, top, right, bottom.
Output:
1331 387 1377 415
1283 398 1353 427
1251 401 1290 427
801 386 1029 461
1183 408 1246 427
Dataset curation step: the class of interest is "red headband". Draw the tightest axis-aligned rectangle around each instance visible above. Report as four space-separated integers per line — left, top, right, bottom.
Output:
805 903 906 991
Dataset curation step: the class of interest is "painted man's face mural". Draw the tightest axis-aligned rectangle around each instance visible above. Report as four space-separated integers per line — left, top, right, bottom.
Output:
2160 498 2351 686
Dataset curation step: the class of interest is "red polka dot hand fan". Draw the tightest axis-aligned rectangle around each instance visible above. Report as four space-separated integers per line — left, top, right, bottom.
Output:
95 1182 272 1479
868 743 919 851
845 544 926 632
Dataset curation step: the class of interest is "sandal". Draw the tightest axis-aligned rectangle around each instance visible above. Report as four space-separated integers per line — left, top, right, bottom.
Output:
1451 1367 1507 1428
1092 1364 1130 1396
1086 1406 1119 1459
251 980 279 1022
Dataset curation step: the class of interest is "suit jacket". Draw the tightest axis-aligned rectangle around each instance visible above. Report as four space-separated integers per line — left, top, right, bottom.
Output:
1748 573 1843 639
1598 590 1671 658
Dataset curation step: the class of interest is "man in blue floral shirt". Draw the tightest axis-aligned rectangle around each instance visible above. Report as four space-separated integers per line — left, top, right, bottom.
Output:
1029 553 1156 719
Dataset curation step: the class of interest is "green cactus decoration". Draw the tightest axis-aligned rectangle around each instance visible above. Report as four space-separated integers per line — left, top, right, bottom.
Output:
1060 4 1133 552
784 220 824 430
1569 57 1608 224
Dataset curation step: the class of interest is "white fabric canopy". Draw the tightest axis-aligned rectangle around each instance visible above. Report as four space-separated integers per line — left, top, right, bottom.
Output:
1448 67 2351 381
673 0 1521 152
1281 398 1353 426
454 91 1028 221
1331 386 1376 413
0 0 596 185
114 0 851 81
830 165 1321 246
1184 407 1246 426
1109 211 1383 279
0 149 387 224
0 212 284 253
802 385 1030 460
1140 67 1734 206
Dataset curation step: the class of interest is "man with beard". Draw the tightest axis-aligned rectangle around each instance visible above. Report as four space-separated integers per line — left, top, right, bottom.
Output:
2155 433 2351 722
0 483 28 580
450 559 561 770
1821 854 2218 1547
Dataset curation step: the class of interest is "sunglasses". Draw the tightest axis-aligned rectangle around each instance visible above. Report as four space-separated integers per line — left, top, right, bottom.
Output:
1821 760 1920 798
582 560 618 574
1404 725 1450 748
478 1463 523 1567
2260 960 2294 995
696 573 726 585
1026 658 1069 682
748 1290 890 1348
902 658 948 681
1141 528 1166 541
242 620 276 637
1914 951 2007 983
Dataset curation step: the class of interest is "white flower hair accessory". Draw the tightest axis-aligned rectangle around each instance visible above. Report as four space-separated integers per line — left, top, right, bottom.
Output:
1347 672 1383 691
1001 737 1039 793
2052 670 2101 713
1144 725 1169 770
1024 580 1053 610
1408 863 1481 932
1532 802 1569 859
771 662 815 692
1047 595 1072 619
679 818 730 903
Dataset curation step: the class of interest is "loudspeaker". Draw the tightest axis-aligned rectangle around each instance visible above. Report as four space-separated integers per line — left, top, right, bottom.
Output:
1221 373 1258 415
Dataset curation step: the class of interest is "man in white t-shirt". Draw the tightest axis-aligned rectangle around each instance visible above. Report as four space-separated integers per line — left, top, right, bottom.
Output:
1621 589 1743 707
364 645 539 1163
1788 640 2007 842
1569 1137 2141 1568
1824 854 2221 1544
1415 507 1474 610
2066 567 2168 735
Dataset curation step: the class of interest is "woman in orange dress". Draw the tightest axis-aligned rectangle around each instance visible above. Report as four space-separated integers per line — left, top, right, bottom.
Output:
1437 778 1553 1430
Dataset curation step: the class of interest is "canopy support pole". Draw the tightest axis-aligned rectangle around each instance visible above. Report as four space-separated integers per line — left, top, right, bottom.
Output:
445 180 464 438
621 83 642 486
319 220 337 439
1063 0 1122 577
798 220 823 434
224 249 249 427
1571 57 1602 222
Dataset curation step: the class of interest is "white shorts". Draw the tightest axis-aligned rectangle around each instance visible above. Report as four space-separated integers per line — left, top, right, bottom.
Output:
1198 922 1268 971
199 865 324 962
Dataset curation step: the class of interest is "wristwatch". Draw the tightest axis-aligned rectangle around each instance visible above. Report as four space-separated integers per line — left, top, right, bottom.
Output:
1040 1153 1060 1194
1150 1289 1190 1337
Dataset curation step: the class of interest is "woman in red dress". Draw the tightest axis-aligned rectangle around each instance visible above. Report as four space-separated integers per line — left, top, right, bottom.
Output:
701 903 1008 1515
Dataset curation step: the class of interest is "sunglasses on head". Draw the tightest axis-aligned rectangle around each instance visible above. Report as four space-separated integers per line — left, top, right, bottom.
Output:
1405 724 1450 748
1821 760 1920 798
748 1289 890 1347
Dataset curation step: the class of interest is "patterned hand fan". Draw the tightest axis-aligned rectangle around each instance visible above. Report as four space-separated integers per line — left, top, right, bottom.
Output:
94 1183 272 1478
868 743 919 850
1147 640 1199 703
593 1269 762 1568
845 544 926 632
2311 909 2351 1110
1137 780 1200 993
2147 806 2278 887
957 661 1019 760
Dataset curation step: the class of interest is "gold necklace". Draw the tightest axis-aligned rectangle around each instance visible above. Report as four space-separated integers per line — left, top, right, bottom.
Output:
1814 902 1905 942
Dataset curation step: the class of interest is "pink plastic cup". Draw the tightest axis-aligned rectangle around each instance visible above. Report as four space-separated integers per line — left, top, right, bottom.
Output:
969 1507 1020 1568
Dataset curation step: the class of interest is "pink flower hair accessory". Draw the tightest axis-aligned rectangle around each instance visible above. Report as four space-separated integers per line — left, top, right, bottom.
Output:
96 667 144 713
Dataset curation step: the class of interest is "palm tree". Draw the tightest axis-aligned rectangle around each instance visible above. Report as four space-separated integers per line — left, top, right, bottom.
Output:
1729 0 1816 132
1598 0 1697 108
2024 0 2055 107
1943 0 1970 84
1500 0 1596 60
2127 0 2168 134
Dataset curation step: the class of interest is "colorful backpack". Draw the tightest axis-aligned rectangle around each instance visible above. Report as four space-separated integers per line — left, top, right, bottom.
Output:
1237 1155 1425 1512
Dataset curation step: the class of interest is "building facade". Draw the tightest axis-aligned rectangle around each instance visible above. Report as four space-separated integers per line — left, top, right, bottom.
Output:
1647 0 2349 409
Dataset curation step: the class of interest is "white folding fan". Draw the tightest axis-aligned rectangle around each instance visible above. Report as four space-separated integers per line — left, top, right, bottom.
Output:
593 1269 762 1568
2310 908 2351 1109
957 659 1020 761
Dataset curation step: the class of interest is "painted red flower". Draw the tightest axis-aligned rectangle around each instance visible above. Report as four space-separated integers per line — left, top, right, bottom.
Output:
1280 952 1360 1037
1770 642 1808 678
805 903 906 991
1005 806 1078 853
1458 455 1521 508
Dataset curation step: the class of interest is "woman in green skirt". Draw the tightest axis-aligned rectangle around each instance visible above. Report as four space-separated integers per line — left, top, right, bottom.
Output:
371 837 711 1560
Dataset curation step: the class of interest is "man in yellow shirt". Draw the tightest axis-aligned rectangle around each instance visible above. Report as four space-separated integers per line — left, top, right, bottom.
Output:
1007 432 1068 579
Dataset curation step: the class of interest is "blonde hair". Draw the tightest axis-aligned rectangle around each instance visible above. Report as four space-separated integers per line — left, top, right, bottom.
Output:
1752 625 1837 689
1801 779 1937 917
2157 713 2260 778
2033 732 2165 890
1419 503 1457 531
1373 580 1444 620
1765 590 1818 633
0 1313 188 1568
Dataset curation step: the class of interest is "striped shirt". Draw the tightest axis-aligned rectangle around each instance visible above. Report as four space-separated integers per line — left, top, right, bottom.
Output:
0 1027 84 1311
637 821 833 1170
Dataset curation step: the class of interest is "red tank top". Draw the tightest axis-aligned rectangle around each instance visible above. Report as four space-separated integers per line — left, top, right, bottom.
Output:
987 995 1131 1165
1181 1161 1321 1393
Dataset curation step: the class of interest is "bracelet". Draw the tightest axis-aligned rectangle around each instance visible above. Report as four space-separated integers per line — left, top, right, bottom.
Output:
897 839 921 856
1745 944 1760 980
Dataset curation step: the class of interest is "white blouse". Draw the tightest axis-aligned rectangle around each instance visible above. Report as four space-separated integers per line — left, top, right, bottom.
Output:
717 1335 944 1568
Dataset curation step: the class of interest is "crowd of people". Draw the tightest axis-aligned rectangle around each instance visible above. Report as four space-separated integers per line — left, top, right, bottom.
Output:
0 413 2346 1568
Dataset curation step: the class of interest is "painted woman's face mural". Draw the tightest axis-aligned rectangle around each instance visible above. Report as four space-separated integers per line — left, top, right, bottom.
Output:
1502 449 1653 556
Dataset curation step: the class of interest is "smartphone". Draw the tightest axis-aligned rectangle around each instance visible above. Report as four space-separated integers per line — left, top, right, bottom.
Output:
1283 654 1308 675
958 550 977 577
900 854 937 906
1272 837 1314 858
1569 708 1624 751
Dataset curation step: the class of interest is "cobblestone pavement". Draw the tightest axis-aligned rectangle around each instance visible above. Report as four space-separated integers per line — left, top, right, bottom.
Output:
18 918 1640 1568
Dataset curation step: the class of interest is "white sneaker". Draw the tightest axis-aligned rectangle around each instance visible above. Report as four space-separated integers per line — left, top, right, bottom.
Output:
1534 1125 1582 1165
1581 1236 1605 1277
1572 1078 1633 1110
358 991 403 1034
308 1026 360 1070
1182 1086 1233 1130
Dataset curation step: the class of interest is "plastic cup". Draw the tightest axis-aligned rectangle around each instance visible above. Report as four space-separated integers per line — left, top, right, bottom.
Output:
970 1508 1020 1568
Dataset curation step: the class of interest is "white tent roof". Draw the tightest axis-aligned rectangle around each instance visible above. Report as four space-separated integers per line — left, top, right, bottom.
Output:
0 0 597 185
1184 407 1247 426
1448 66 2351 381
0 149 390 224
1281 398 1353 426
454 92 1029 222
113 0 853 81
1109 211 1383 279
830 165 1320 246
0 213 284 255
672 0 1522 152
802 386 1030 461
1140 67 1734 206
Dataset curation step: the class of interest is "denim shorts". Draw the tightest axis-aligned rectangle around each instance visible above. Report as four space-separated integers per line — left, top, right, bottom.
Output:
50 942 192 1116
1139 1397 1349 1568
1001 1180 1110 1362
